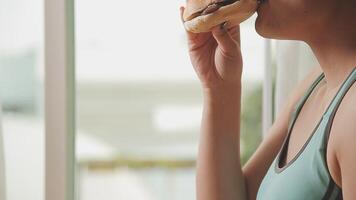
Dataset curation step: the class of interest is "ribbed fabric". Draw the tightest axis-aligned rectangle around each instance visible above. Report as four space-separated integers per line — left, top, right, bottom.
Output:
257 67 356 200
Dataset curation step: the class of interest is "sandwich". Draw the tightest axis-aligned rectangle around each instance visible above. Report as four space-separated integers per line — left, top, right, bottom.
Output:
182 0 259 33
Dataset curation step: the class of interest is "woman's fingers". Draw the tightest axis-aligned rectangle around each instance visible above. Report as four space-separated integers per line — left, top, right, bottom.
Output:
179 6 198 41
179 6 240 54
211 23 240 58
179 6 214 51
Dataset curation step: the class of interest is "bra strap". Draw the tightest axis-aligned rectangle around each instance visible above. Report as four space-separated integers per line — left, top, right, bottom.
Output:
323 67 356 146
287 72 325 134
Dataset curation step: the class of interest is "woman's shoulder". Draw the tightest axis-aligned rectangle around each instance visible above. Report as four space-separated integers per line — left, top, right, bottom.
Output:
329 75 356 140
327 77 356 189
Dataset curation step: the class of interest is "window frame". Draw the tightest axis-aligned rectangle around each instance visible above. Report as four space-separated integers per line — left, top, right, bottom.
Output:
44 0 76 199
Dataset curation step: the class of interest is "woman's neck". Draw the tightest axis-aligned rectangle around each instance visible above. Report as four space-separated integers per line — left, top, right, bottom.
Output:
310 39 356 86
306 0 356 93
307 27 356 94
306 38 356 113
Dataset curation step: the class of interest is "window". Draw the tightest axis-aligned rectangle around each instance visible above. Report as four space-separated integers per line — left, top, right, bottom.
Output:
75 0 265 199
0 0 44 199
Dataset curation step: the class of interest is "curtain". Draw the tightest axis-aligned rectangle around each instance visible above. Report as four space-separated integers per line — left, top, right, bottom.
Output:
274 40 320 117
0 99 6 199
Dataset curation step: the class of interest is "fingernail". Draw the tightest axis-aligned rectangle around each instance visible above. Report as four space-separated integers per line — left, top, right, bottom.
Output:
220 22 228 32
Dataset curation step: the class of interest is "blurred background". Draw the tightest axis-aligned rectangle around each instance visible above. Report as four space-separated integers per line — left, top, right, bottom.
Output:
0 0 317 200
75 1 264 200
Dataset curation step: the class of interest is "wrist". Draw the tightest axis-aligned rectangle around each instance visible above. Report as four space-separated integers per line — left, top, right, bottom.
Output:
203 83 241 99
202 84 241 107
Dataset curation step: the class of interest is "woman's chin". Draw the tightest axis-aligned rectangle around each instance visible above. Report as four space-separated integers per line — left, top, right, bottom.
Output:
255 3 273 38
255 17 273 38
255 0 285 39
255 18 302 40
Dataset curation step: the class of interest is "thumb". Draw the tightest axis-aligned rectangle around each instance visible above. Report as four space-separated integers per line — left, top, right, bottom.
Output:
211 22 239 57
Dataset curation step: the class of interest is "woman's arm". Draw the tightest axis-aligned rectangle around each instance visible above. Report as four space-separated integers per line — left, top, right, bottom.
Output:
197 85 246 200
337 121 356 199
328 82 356 199
179 6 247 199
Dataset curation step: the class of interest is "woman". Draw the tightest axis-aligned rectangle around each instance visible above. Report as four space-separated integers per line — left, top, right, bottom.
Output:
179 0 356 199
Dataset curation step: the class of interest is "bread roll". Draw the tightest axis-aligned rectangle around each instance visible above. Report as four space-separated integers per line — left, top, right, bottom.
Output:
183 0 258 33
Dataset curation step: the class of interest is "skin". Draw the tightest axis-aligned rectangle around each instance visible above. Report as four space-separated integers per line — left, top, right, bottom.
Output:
180 0 356 199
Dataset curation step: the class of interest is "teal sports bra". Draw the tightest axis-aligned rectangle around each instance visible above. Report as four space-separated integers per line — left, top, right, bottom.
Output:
257 67 356 200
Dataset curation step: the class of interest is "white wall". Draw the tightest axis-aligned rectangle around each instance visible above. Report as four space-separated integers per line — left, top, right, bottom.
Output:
2 116 44 200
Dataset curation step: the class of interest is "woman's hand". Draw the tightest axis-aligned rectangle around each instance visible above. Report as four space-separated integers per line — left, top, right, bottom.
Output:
180 7 243 91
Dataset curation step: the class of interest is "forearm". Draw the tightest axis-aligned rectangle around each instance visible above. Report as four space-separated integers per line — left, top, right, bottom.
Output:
196 84 247 200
